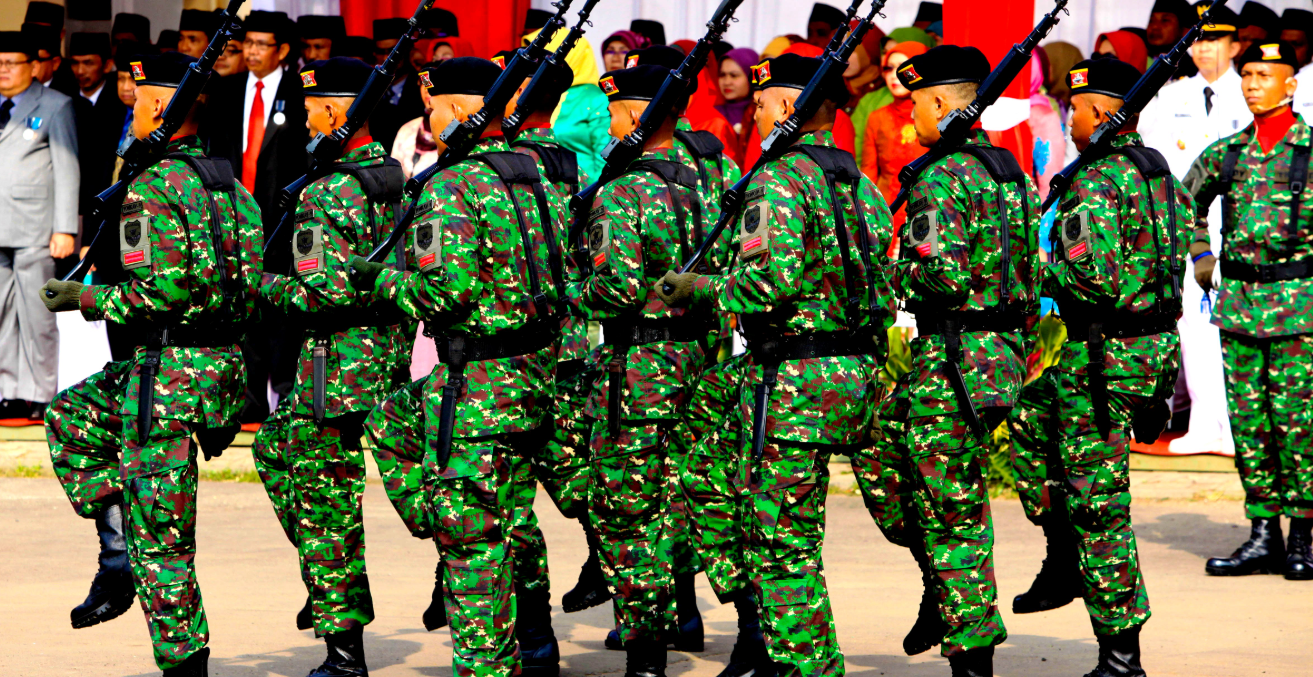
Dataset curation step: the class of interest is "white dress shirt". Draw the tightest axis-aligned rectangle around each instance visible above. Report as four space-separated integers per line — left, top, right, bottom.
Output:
1139 66 1252 180
81 82 104 106
242 66 284 153
1293 62 1313 122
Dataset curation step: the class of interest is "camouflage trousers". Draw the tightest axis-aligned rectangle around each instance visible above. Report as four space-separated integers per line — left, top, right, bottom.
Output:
366 377 550 677
1220 331 1313 520
47 360 208 669
251 401 374 636
849 416 921 550
1008 373 1064 523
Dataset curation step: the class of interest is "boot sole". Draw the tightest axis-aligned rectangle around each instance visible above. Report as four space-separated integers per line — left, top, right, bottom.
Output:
1205 564 1280 576
1012 596 1077 614
1284 570 1313 581
71 592 136 629
561 588 610 613
521 664 561 677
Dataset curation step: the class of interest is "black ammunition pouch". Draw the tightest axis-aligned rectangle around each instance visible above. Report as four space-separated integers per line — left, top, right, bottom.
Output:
510 140 580 195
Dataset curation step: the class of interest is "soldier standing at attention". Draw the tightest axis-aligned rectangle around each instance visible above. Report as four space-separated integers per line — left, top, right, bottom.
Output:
41 52 263 676
353 56 565 677
659 53 896 677
889 45 1041 677
1013 58 1195 677
1189 41 1313 582
252 56 412 677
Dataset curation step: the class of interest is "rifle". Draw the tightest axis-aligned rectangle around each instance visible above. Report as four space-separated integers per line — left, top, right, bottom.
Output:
363 0 574 264
263 0 439 264
503 0 603 138
51 0 247 287
1041 0 1217 212
664 0 881 288
887 0 1070 214
567 0 745 269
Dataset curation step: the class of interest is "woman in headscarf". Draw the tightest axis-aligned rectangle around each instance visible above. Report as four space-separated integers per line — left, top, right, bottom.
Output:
430 37 477 61
599 30 649 72
716 47 758 164
670 39 739 157
860 41 928 210
1028 50 1066 200
1095 30 1149 73
1041 40 1083 114
760 34 805 59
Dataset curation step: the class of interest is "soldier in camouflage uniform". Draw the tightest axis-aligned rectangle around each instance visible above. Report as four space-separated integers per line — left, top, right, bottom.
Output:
887 45 1042 677
1189 42 1313 582
251 57 413 676
42 52 262 676
1018 59 1196 677
351 57 564 677
660 53 896 677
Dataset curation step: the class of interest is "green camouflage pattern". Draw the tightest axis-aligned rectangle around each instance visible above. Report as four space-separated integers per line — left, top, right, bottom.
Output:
1008 371 1063 522
533 361 598 519
674 117 743 276
1221 332 1313 519
48 137 260 669
850 417 920 549
1183 114 1313 339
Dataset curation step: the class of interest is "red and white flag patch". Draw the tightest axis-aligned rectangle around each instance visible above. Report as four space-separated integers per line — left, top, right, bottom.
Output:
419 252 437 268
1068 240 1089 259
297 258 319 272
123 250 145 265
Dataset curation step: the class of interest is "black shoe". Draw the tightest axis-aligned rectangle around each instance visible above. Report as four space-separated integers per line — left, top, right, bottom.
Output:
516 586 560 677
948 646 993 677
715 592 775 677
27 401 48 421
903 547 948 656
624 637 667 677
1285 518 1313 581
1205 517 1285 576
308 627 368 677
1082 627 1145 677
71 503 136 629
297 595 313 630
422 563 448 631
562 524 610 613
0 399 28 419
606 627 625 651
670 572 704 652
1013 513 1082 613
161 647 210 676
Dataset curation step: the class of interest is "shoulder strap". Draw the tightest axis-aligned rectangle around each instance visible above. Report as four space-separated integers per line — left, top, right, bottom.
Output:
511 140 581 193
333 157 406 203
164 153 237 192
673 129 725 159
1289 144 1310 240
1113 145 1172 179
954 145 1026 185
472 151 565 317
631 159 703 262
632 159 699 190
1109 145 1182 310
953 145 1027 308
163 153 240 304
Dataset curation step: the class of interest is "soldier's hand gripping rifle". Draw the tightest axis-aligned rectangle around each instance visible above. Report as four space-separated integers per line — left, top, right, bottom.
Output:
51 0 247 287
262 0 439 266
567 0 745 270
362 0 574 265
1041 0 1218 212
504 0 603 138
663 0 882 289
887 0 1070 214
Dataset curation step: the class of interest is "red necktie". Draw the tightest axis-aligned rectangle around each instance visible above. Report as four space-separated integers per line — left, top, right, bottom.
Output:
242 80 265 192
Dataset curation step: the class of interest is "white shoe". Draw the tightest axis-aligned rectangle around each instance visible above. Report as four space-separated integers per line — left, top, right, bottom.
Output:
1167 435 1227 455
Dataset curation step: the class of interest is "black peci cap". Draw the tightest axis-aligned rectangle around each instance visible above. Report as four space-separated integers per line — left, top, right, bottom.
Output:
130 51 199 88
178 9 215 35
1194 1 1239 38
422 8 459 38
0 31 39 59
1067 58 1142 99
244 10 291 41
112 13 151 42
915 2 943 24
25 1 64 29
297 15 346 41
629 19 666 46
1151 0 1194 26
1236 40 1299 70
1283 8 1313 35
599 64 676 102
897 45 990 91
808 3 846 29
300 57 373 96
1239 1 1279 34
70 32 112 58
373 17 408 42
524 9 552 32
21 22 60 55
750 53 847 103
422 56 503 97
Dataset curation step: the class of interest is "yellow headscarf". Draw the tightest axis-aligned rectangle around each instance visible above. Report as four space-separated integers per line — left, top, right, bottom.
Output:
522 27 599 88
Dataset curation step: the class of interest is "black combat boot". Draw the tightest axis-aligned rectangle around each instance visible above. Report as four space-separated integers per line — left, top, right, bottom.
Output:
422 563 448 631
562 523 610 613
308 627 368 677
161 647 209 677
1205 517 1285 576
948 646 993 677
1013 509 1082 613
297 595 313 630
715 592 774 677
624 637 667 677
1082 627 1145 677
516 586 561 677
71 503 136 629
903 547 949 656
670 571 704 652
1285 518 1313 581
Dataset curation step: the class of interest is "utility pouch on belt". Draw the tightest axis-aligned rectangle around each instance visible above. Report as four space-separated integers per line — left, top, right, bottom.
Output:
1086 322 1112 440
137 328 165 443
312 337 329 424
941 318 985 441
436 336 466 471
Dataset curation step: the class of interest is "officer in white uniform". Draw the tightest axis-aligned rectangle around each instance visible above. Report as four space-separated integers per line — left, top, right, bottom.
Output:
1139 2 1250 455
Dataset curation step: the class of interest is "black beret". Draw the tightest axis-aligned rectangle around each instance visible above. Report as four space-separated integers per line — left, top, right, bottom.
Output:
0 31 39 59
897 45 990 91
297 15 345 40
373 18 409 42
599 64 676 102
422 56 502 96
1067 58 1141 99
422 8 459 38
630 19 666 46
1239 1 1279 33
69 32 111 58
524 9 553 32
1237 40 1299 70
131 51 198 88
623 46 699 94
493 49 574 101
21 22 60 55
1194 1 1239 37
25 1 64 29
114 40 157 70
112 13 151 42
915 2 943 24
750 54 847 103
244 11 291 40
178 9 214 35
809 3 846 29
1151 0 1193 24
300 56 372 96
1283 8 1313 34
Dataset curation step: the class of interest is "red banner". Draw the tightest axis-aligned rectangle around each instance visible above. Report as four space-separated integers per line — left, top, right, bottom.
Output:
339 0 532 59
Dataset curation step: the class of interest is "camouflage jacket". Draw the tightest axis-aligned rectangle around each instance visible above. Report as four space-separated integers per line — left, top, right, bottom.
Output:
691 131 894 444
568 146 707 421
261 141 412 418
511 126 590 363
373 136 559 436
674 117 743 274
1184 113 1313 338
79 136 262 426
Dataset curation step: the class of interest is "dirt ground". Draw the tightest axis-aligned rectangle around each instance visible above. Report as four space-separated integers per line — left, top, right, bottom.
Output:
0 474 1305 677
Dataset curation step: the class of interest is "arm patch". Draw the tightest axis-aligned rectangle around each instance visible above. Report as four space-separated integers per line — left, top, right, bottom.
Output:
1061 210 1092 260
413 219 442 272
119 211 151 271
587 213 611 271
738 200 770 259
906 210 940 258
293 224 325 275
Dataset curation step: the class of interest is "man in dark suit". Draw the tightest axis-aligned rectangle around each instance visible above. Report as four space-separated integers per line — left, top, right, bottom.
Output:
68 33 124 216
202 10 307 421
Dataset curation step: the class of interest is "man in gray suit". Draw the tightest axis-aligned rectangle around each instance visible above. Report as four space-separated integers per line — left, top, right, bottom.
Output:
0 32 79 420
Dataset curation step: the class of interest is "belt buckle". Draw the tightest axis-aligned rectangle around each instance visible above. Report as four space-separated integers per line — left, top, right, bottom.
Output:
1259 265 1276 284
